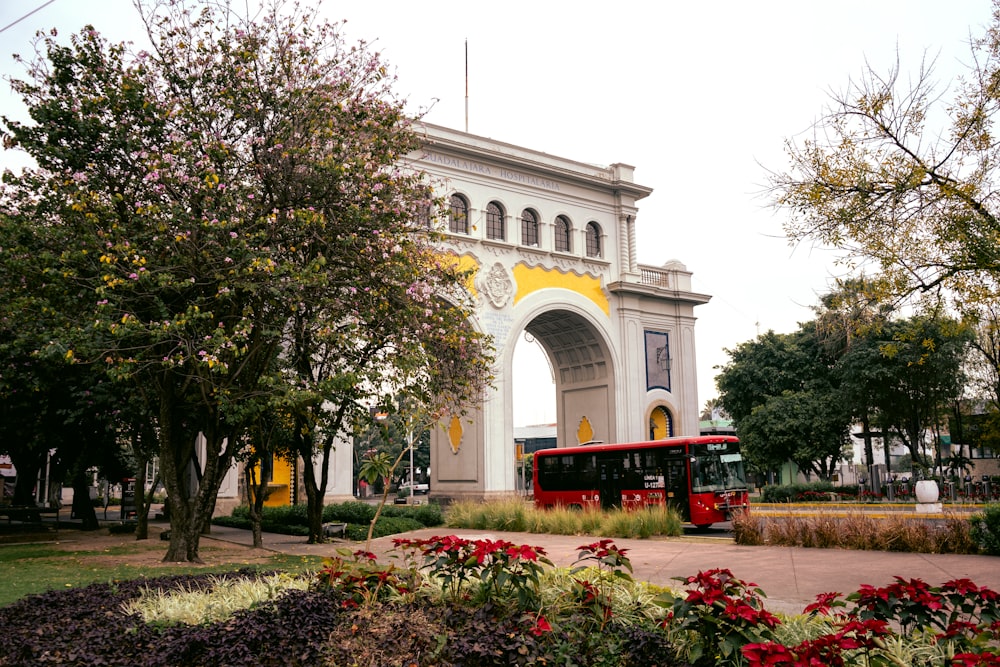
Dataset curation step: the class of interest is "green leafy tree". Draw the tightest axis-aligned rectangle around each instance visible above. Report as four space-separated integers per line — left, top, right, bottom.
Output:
240 402 296 549
846 314 972 471
356 396 439 549
0 211 132 521
0 211 80 505
812 279 894 467
354 407 429 489
281 252 490 543
740 390 850 481
716 328 851 480
1 1 491 560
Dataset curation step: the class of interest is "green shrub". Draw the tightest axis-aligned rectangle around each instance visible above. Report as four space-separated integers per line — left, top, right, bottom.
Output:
217 501 441 538
108 522 137 535
835 484 859 498
322 501 376 525
211 513 310 536
212 515 250 529
123 573 309 626
759 485 794 503
970 503 1000 555
344 516 423 541
381 502 444 528
261 503 309 526
759 481 836 503
226 504 310 526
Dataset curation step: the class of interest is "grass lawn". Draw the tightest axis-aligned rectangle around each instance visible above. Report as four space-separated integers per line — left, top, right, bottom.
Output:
0 530 324 607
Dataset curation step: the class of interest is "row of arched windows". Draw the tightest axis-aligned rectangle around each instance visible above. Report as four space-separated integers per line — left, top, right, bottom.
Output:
446 194 603 258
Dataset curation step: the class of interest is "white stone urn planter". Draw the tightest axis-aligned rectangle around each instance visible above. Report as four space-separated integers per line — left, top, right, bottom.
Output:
915 480 939 503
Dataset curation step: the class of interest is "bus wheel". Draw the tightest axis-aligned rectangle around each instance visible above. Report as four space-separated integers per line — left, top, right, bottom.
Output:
568 504 583 511
693 524 712 531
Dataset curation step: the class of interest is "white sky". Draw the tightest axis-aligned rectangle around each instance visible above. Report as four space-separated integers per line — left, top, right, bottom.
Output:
1 0 995 426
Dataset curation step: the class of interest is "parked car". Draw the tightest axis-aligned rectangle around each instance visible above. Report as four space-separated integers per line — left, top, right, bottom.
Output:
397 481 429 495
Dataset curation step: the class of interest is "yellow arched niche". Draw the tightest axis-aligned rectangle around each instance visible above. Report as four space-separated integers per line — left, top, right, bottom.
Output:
649 406 673 440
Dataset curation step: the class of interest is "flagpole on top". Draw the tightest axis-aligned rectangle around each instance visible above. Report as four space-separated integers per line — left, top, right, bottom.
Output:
464 39 469 133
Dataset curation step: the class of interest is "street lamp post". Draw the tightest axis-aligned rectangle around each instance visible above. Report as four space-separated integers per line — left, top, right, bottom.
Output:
408 428 414 503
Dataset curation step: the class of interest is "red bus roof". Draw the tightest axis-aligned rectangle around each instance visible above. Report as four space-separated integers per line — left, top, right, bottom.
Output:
532 435 739 458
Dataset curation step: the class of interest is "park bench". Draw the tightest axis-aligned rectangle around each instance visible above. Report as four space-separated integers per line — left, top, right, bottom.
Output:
322 522 347 538
0 504 60 533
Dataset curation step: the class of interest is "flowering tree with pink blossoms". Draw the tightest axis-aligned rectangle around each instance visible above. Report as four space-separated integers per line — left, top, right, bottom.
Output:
0 0 492 560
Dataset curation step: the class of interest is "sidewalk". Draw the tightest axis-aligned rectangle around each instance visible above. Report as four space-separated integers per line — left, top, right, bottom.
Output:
202 524 1000 616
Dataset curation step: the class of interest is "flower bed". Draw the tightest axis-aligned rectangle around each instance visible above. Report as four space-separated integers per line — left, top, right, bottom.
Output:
2 536 999 666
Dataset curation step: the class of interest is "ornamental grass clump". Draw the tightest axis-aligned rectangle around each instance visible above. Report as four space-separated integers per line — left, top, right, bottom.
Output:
601 505 682 538
730 509 765 545
734 510 981 554
445 497 683 538
122 572 310 626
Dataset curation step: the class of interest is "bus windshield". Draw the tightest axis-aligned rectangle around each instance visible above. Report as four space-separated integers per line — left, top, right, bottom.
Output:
690 452 747 494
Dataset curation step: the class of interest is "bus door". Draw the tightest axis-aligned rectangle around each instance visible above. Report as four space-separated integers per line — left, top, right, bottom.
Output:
598 457 623 509
664 458 689 521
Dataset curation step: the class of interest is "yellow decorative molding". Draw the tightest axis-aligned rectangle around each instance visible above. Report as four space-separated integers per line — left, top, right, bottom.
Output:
576 416 594 445
447 416 463 454
512 263 608 316
440 252 481 297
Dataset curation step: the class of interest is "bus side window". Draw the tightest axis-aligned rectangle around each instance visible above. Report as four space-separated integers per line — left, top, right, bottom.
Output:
578 454 598 489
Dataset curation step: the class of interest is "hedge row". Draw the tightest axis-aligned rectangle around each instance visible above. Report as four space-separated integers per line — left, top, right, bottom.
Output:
212 500 443 539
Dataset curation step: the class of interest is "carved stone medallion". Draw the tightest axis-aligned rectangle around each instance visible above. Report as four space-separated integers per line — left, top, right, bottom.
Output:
480 262 514 309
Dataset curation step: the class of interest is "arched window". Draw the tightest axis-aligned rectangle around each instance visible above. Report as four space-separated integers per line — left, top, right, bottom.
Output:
585 221 602 257
521 209 539 247
554 215 571 252
449 194 469 234
486 201 505 240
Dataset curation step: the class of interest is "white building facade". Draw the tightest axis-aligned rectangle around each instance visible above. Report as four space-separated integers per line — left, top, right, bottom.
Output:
413 124 711 501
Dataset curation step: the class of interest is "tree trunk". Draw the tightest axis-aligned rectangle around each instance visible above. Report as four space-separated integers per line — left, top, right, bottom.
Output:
301 451 325 544
861 413 874 467
71 472 99 531
11 455 42 506
131 420 160 540
134 473 160 541
157 377 223 563
244 464 265 549
295 424 337 544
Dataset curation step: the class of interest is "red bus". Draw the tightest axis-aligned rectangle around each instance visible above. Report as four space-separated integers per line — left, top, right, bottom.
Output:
532 436 749 528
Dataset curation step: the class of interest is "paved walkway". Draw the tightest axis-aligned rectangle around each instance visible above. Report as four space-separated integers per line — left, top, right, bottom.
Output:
202 524 1000 616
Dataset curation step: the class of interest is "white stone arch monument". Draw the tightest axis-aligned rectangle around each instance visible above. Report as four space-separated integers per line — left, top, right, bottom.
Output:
415 124 711 502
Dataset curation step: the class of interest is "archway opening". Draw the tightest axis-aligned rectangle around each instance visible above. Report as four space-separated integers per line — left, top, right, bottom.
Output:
514 308 615 450
512 332 555 428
